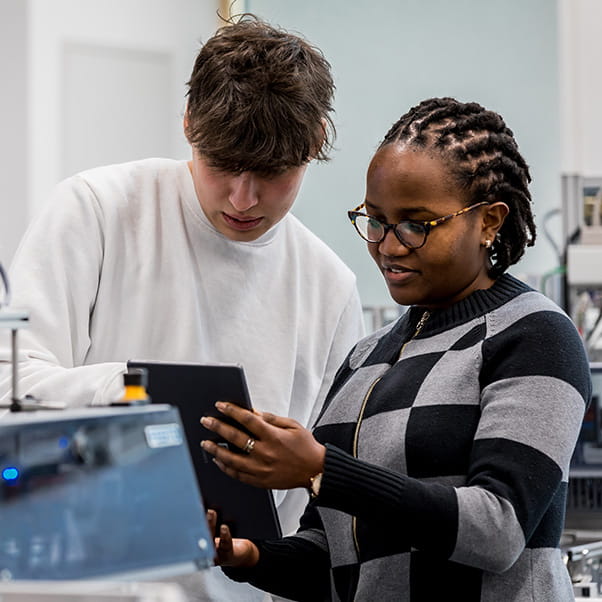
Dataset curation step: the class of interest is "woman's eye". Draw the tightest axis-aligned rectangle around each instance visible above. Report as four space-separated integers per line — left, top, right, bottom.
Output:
402 221 426 235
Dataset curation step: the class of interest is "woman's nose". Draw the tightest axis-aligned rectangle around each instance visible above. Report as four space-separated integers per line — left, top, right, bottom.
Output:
378 228 412 256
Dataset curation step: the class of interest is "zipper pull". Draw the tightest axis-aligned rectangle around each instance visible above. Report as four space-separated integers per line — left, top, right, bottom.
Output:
398 310 430 362
414 310 430 336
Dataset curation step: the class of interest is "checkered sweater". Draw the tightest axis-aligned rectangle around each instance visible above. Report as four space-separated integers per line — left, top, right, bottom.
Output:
224 274 591 601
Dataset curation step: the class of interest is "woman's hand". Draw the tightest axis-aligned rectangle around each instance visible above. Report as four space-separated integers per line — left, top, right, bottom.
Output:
200 402 325 490
206 509 259 567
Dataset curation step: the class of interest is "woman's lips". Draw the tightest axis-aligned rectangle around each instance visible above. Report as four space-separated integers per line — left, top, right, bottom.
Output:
222 212 264 231
382 265 418 284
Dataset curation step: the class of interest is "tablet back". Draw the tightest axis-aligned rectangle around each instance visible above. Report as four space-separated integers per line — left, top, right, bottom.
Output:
127 360 282 540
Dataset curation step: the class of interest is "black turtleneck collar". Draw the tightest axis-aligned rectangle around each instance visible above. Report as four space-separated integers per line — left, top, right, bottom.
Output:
371 273 532 365
410 273 532 336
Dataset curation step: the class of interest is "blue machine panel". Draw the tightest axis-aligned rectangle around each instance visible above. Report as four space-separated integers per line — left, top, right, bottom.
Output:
0 405 214 580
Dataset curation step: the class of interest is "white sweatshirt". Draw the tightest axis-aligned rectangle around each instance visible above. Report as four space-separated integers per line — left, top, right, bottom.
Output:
0 158 365 601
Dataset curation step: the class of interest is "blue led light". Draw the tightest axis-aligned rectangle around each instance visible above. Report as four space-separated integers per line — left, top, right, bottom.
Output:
2 467 19 481
58 436 69 449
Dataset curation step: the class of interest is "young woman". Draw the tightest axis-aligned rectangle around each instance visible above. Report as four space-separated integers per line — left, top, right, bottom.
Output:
200 97 592 601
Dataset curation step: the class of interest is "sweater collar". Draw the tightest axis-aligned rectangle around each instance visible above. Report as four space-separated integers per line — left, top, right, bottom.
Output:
405 273 531 336
362 273 532 365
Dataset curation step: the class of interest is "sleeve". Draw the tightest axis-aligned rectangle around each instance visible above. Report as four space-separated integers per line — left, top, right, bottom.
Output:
268 283 364 536
223 504 330 601
311 308 590 574
0 176 126 410
307 284 364 429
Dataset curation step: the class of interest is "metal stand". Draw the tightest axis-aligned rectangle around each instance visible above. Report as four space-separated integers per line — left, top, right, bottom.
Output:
0 308 65 411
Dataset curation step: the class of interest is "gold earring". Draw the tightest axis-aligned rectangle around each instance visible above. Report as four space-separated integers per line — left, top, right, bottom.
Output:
483 239 492 249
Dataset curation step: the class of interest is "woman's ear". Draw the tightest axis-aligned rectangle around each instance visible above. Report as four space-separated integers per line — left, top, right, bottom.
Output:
482 202 509 243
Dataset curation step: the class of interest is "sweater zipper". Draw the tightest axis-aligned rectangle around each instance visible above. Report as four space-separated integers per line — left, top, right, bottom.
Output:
351 310 430 555
398 310 430 360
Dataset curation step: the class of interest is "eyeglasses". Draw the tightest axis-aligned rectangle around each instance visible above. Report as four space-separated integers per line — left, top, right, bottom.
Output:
347 201 489 249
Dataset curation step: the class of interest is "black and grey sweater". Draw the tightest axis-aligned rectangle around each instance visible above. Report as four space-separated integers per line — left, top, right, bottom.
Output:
225 274 591 601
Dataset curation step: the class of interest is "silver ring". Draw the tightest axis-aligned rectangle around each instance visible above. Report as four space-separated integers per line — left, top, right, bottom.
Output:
242 437 255 454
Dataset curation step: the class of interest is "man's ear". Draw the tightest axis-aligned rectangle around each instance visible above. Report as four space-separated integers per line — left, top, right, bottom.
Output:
308 118 328 161
183 110 189 137
482 202 509 241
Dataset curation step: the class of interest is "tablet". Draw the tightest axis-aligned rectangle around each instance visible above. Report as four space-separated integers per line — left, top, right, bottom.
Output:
127 360 282 540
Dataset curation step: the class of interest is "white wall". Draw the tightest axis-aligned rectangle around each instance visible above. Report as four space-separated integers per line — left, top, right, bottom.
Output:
247 0 561 307
0 0 218 265
2 0 600 310
558 0 602 177
0 1 29 266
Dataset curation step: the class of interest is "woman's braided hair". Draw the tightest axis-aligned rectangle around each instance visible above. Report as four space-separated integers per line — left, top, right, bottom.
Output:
380 97 536 278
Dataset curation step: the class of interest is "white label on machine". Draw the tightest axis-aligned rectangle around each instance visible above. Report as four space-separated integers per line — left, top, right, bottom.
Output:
144 423 183 448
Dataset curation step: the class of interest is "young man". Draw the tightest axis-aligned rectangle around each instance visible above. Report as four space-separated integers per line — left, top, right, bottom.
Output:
0 16 364 602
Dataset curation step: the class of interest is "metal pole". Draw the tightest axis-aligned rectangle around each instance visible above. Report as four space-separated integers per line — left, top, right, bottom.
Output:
11 328 18 406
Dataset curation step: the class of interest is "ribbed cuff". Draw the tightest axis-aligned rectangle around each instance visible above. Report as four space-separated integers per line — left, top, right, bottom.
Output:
222 535 330 601
318 443 408 513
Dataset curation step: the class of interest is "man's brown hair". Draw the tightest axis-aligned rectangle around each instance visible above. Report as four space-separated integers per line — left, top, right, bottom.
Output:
185 15 335 175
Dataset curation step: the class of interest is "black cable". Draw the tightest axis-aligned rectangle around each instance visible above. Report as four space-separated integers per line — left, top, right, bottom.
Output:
541 208 563 265
562 227 582 316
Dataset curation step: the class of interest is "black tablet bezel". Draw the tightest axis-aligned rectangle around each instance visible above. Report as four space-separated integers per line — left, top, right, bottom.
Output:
127 360 282 540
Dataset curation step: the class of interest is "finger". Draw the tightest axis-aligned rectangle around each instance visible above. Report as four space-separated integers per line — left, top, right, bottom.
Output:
258 410 299 429
206 508 217 536
214 402 275 437
201 439 261 480
217 523 233 552
211 456 267 489
214 523 233 566
200 415 253 450
201 438 249 465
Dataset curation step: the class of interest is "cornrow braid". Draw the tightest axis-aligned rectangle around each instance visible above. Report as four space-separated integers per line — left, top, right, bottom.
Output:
381 97 536 278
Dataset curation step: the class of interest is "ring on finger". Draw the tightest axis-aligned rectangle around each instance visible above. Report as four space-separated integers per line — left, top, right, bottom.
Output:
242 437 256 454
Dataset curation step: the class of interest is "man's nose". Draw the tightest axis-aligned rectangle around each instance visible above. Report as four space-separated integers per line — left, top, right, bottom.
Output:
229 173 259 212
